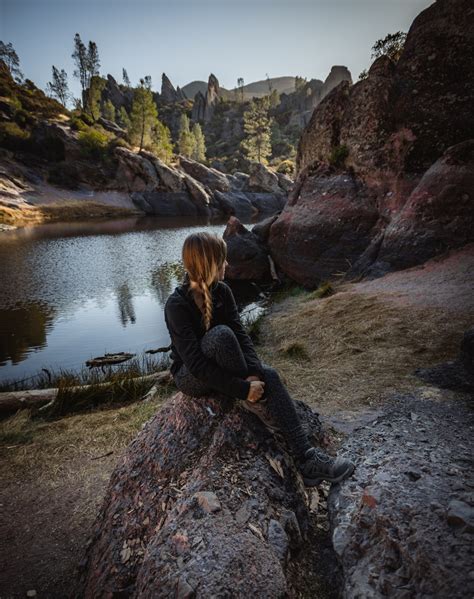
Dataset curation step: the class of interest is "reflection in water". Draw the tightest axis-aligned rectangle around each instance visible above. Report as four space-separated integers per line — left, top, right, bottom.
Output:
116 283 136 326
150 261 185 306
0 302 55 366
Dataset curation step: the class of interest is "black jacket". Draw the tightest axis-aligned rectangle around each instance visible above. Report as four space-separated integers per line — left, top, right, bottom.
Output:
164 276 264 400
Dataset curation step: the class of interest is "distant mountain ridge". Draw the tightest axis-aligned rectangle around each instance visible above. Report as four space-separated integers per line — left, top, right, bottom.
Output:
181 76 297 100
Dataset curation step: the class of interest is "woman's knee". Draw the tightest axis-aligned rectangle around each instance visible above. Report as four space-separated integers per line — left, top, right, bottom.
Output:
261 364 280 382
201 324 237 355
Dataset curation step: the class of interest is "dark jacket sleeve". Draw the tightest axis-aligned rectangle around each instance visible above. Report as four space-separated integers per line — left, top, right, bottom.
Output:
222 283 265 379
165 297 250 400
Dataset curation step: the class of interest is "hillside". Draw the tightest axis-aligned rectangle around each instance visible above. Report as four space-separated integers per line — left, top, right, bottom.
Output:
181 75 296 101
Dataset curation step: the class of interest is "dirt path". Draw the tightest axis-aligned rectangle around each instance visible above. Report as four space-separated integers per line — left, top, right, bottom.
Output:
0 245 472 598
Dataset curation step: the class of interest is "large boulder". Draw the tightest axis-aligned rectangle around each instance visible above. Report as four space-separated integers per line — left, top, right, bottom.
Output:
355 140 474 275
139 150 185 192
178 156 230 192
73 391 330 598
223 216 274 280
273 0 474 286
246 162 281 193
131 191 209 217
214 191 286 219
269 164 379 288
115 147 161 192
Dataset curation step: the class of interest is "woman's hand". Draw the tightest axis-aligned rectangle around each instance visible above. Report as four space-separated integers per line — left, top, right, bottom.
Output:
247 380 265 403
245 375 261 382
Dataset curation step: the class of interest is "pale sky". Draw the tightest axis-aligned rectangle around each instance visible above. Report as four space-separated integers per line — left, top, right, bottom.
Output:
1 0 434 98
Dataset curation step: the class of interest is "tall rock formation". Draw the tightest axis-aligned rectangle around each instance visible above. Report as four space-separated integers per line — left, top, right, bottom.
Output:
192 90 206 122
320 65 352 100
102 74 133 111
161 73 180 103
204 73 220 122
192 73 221 123
269 0 474 287
297 0 474 182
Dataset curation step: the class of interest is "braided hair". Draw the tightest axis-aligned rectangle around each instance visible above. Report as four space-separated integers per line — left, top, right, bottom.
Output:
182 232 227 330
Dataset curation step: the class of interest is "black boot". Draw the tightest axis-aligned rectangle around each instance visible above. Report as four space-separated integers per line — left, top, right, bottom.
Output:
297 447 355 487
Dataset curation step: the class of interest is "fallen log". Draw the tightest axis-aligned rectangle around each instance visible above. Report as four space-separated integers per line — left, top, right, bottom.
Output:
86 352 136 368
0 370 171 417
73 391 336 598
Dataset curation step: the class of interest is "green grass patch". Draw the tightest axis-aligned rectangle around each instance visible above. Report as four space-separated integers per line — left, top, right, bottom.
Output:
303 281 335 301
279 342 310 361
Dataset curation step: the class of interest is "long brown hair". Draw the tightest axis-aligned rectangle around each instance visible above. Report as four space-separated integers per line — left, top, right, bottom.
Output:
182 232 227 330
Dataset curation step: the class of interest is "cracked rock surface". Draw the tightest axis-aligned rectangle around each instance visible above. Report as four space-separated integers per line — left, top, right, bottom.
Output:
327 390 474 598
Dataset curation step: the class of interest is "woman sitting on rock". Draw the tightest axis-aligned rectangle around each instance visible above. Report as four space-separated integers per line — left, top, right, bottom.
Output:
164 231 355 487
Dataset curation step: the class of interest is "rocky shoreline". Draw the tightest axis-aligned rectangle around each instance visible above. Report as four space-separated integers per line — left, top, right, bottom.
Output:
0 139 291 228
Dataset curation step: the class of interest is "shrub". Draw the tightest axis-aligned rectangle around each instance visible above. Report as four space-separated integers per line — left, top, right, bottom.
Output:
276 159 295 176
0 121 31 150
304 281 335 301
279 342 309 361
329 144 349 168
78 127 110 159
70 114 89 132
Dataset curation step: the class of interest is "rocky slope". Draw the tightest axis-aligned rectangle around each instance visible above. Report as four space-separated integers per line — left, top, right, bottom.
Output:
268 0 474 287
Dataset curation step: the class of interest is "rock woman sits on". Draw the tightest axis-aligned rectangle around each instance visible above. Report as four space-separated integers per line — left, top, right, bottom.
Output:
164 231 355 486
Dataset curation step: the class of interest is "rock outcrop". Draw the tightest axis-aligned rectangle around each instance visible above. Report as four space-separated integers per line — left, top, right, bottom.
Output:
113 150 288 218
102 74 133 111
354 140 474 275
327 391 474 598
191 91 206 123
269 164 379 287
269 0 474 287
192 74 220 123
320 65 352 101
223 216 275 281
161 73 183 103
73 391 334 598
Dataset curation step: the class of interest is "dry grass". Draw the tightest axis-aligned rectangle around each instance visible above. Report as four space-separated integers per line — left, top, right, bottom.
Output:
0 201 138 227
0 389 171 483
258 290 473 415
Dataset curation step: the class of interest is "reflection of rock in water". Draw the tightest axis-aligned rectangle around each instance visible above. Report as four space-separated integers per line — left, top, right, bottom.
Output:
116 283 136 326
151 261 185 306
0 302 56 365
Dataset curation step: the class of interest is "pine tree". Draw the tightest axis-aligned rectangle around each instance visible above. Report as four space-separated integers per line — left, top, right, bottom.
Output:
240 97 272 164
85 75 106 122
237 77 245 103
191 122 206 162
129 78 158 151
117 106 131 129
87 41 100 79
72 34 89 95
72 34 101 114
122 68 131 87
152 120 173 163
46 66 70 106
0 41 23 81
102 99 116 121
178 113 196 157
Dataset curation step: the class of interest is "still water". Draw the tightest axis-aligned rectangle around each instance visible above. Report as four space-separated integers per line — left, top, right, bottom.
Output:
0 215 262 384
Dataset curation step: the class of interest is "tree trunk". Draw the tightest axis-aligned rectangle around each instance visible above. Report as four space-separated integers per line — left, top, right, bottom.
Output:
73 391 328 598
0 371 171 416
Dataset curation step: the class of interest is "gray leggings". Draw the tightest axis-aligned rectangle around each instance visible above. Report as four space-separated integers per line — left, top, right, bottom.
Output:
173 325 312 460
